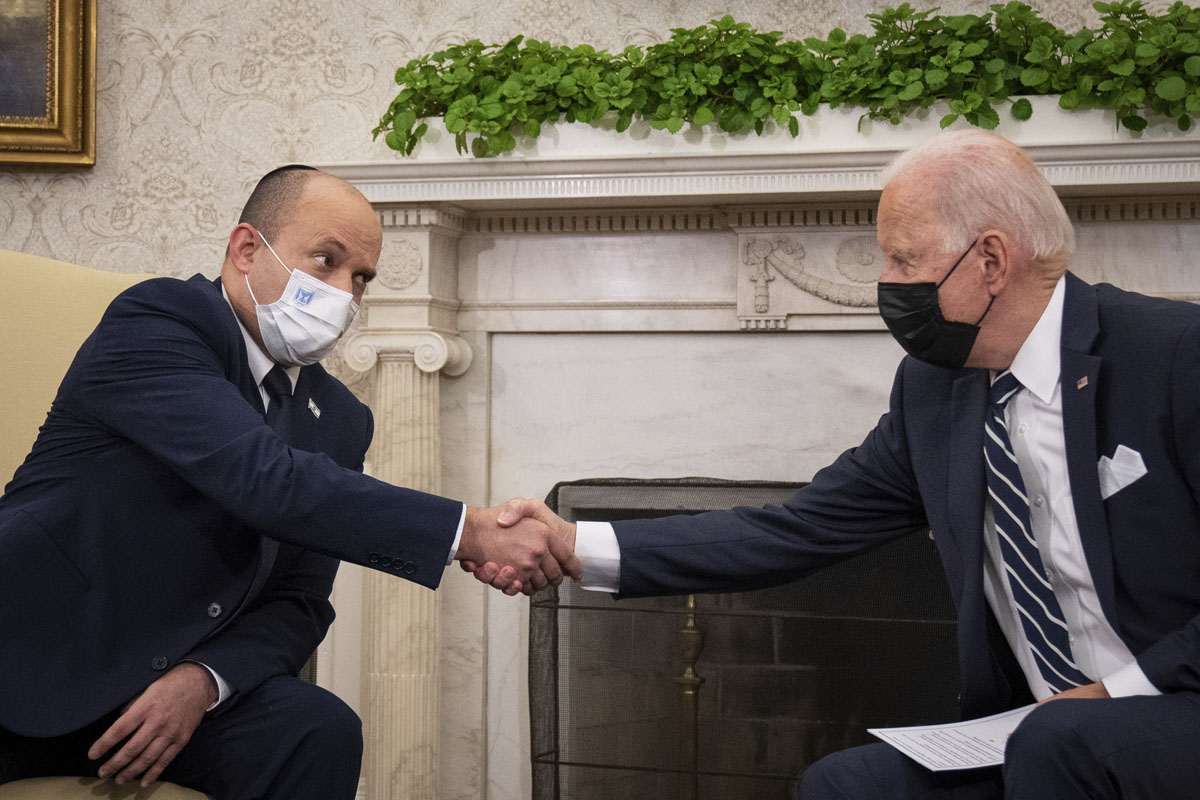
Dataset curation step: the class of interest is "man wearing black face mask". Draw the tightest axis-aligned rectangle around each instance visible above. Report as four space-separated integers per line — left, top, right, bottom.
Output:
476 130 1200 799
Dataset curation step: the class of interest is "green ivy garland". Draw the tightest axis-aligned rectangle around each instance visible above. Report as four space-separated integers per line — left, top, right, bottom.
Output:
374 1 1200 158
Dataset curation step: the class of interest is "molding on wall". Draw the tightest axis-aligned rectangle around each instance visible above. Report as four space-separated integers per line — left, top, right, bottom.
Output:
364 197 1200 238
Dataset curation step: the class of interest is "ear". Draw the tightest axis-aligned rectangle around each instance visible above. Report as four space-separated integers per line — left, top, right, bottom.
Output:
976 230 1010 296
227 223 260 275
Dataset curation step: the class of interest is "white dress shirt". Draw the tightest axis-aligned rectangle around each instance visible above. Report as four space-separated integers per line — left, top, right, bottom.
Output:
982 276 1155 700
576 275 1158 700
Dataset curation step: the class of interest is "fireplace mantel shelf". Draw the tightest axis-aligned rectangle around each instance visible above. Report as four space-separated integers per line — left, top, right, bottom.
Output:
325 98 1200 209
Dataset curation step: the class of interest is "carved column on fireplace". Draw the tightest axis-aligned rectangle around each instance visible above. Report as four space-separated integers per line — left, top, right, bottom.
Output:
341 206 470 799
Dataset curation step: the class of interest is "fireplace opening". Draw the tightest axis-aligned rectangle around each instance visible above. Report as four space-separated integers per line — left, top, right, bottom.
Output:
529 478 959 800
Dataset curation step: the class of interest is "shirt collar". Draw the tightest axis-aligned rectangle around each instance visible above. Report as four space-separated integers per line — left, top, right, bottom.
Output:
1005 274 1066 404
221 282 300 393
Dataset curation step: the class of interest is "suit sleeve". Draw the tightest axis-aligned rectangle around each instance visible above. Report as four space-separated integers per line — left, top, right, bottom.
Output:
1133 316 1200 692
184 407 374 696
185 548 339 694
72 279 460 589
614 362 930 598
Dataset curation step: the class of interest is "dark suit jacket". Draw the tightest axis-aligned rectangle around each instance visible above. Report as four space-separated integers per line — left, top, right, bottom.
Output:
613 273 1200 719
0 275 461 737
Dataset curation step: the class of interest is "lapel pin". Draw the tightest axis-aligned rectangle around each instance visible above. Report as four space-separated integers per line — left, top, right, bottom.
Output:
308 398 321 419
1076 376 1089 390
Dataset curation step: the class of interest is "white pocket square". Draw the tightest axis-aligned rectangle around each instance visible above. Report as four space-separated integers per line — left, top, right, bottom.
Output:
1098 445 1147 500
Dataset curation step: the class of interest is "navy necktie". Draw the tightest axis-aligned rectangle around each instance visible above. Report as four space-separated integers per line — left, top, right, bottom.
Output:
985 369 1090 693
248 365 295 599
263 365 296 440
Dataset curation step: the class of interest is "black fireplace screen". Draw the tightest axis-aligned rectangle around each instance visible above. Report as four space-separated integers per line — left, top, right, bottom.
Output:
529 478 959 800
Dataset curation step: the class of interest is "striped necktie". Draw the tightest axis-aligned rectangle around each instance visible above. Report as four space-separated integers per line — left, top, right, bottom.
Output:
985 369 1090 693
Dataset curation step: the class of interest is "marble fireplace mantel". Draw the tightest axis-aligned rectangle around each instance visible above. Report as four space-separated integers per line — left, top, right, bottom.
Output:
317 102 1200 800
326 98 1200 207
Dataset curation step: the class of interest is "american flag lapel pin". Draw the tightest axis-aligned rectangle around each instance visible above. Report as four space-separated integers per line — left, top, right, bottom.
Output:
1076 376 1089 390
308 398 321 419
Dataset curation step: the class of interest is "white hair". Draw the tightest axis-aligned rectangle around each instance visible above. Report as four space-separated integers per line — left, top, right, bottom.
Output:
881 130 1075 263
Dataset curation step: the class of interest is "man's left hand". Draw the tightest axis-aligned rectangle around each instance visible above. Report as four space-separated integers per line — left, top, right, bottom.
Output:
1039 681 1110 704
88 662 216 786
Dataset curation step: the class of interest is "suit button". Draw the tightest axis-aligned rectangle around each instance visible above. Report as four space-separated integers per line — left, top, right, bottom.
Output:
402 562 417 575
379 555 393 567
207 602 223 618
368 552 380 564
151 656 169 671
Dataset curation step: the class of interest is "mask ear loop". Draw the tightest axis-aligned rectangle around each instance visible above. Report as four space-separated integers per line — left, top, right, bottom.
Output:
245 230 291 307
974 294 996 325
935 237 994 324
935 238 978 289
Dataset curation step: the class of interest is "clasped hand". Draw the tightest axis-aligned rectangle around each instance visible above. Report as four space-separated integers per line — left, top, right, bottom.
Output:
458 499 578 596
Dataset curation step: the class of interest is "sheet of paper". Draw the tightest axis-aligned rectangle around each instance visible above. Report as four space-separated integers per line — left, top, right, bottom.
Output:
868 704 1036 772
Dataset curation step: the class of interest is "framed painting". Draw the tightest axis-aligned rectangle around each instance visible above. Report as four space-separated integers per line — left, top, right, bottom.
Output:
0 0 95 166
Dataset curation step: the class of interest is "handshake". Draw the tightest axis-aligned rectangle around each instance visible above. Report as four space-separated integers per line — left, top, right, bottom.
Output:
456 498 579 595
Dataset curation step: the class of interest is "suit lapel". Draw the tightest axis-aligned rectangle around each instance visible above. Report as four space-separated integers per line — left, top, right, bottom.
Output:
946 368 988 599
1060 273 1119 630
947 370 987 559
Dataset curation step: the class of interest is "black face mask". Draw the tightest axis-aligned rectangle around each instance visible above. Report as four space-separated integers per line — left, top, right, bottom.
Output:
876 239 994 370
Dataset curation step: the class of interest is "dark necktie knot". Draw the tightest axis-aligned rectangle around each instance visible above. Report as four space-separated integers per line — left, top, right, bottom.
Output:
263 365 296 439
989 369 1022 408
263 365 292 406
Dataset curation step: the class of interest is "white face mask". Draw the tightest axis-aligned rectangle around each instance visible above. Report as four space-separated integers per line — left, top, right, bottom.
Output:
245 231 360 367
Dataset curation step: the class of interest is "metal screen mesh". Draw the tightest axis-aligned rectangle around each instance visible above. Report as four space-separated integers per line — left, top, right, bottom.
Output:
530 478 959 800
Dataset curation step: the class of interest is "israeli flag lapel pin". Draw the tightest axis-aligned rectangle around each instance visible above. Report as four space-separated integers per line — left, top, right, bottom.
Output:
308 398 321 419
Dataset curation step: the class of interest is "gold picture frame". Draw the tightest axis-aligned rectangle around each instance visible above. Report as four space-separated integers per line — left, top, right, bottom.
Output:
0 0 95 166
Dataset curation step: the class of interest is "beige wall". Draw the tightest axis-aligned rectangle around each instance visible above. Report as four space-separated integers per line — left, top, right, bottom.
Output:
0 0 1111 272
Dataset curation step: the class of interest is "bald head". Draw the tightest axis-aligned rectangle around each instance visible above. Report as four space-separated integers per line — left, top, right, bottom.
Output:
882 130 1075 271
238 165 322 242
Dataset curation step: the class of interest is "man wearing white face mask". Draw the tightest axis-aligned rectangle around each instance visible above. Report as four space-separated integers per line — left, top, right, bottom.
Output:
0 165 580 799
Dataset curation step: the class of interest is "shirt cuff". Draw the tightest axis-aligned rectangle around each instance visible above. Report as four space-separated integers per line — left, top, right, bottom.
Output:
1101 660 1161 698
575 521 621 592
186 660 233 711
445 504 466 566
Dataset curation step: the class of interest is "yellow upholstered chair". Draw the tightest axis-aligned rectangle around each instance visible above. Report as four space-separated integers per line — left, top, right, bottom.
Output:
0 251 208 800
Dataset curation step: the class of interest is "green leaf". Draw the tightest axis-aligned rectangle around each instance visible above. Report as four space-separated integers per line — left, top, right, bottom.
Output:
692 105 714 126
1156 75 1188 101
1135 42 1161 61
788 115 800 137
897 81 924 101
1020 66 1050 87
971 103 1000 129
1179 114 1193 131
939 113 960 128
1011 97 1033 120
1121 114 1148 131
524 119 541 138
385 130 403 150
1187 56 1200 77
1109 58 1136 76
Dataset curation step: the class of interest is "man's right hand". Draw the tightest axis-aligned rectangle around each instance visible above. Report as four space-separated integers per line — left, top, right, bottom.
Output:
457 501 580 596
460 498 578 595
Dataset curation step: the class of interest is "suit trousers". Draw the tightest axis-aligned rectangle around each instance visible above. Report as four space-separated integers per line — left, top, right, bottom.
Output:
0 676 362 800
796 692 1200 800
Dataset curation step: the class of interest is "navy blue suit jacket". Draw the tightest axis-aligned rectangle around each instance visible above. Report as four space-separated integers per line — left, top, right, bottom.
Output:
613 274 1200 719
0 275 461 736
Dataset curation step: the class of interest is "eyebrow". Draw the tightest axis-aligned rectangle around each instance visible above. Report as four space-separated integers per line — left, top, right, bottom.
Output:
313 237 349 256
